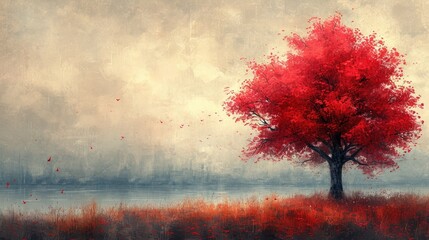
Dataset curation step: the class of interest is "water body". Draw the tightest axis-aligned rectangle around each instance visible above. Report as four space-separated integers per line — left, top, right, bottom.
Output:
1 184 428 213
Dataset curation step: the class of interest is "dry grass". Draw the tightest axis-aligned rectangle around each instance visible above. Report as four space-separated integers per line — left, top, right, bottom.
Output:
1 192 429 239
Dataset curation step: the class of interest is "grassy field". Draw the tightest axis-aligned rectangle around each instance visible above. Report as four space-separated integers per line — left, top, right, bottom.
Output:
1 193 428 240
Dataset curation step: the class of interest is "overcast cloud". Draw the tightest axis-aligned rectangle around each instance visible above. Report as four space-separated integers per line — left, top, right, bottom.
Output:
0 0 428 184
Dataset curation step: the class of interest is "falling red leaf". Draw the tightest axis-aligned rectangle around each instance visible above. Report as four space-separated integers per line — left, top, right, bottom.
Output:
22 200 26 204
5 182 10 188
60 189 64 194
47 156 52 162
56 168 60 172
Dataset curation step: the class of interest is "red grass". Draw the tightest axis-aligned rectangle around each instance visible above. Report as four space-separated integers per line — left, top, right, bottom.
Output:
1 193 429 239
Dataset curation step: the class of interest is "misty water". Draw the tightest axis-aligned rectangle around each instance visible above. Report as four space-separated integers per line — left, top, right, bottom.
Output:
1 184 429 213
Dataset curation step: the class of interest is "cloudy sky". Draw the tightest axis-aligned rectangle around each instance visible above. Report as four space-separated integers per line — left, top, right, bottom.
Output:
0 0 428 182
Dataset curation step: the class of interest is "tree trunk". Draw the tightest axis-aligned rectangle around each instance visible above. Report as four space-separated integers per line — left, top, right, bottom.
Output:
329 162 344 200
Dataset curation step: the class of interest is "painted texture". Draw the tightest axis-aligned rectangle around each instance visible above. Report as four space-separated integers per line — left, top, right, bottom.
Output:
0 0 428 185
1 194 429 239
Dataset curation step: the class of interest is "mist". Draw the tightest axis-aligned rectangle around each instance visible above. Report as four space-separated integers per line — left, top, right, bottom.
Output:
0 0 428 187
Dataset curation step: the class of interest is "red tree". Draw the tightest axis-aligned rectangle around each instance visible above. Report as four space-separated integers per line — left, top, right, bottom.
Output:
224 14 423 199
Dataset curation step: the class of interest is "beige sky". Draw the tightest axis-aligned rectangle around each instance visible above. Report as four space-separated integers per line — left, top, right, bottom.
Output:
0 0 428 178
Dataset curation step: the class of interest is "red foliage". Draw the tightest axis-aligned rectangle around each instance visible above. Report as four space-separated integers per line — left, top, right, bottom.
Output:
224 13 422 175
2 194 429 239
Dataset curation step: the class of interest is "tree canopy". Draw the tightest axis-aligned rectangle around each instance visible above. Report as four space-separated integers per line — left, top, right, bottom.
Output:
224 14 423 177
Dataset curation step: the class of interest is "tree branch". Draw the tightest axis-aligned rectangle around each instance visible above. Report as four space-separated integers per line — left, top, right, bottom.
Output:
343 147 365 165
250 111 276 131
306 143 332 162
301 159 313 165
350 157 368 166
318 138 333 151
349 147 363 159
341 141 358 154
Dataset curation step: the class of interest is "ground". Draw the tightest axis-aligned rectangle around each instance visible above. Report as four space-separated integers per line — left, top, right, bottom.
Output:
1 193 428 239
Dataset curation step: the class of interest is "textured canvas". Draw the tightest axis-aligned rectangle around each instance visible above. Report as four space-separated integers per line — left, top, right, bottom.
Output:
0 0 428 239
